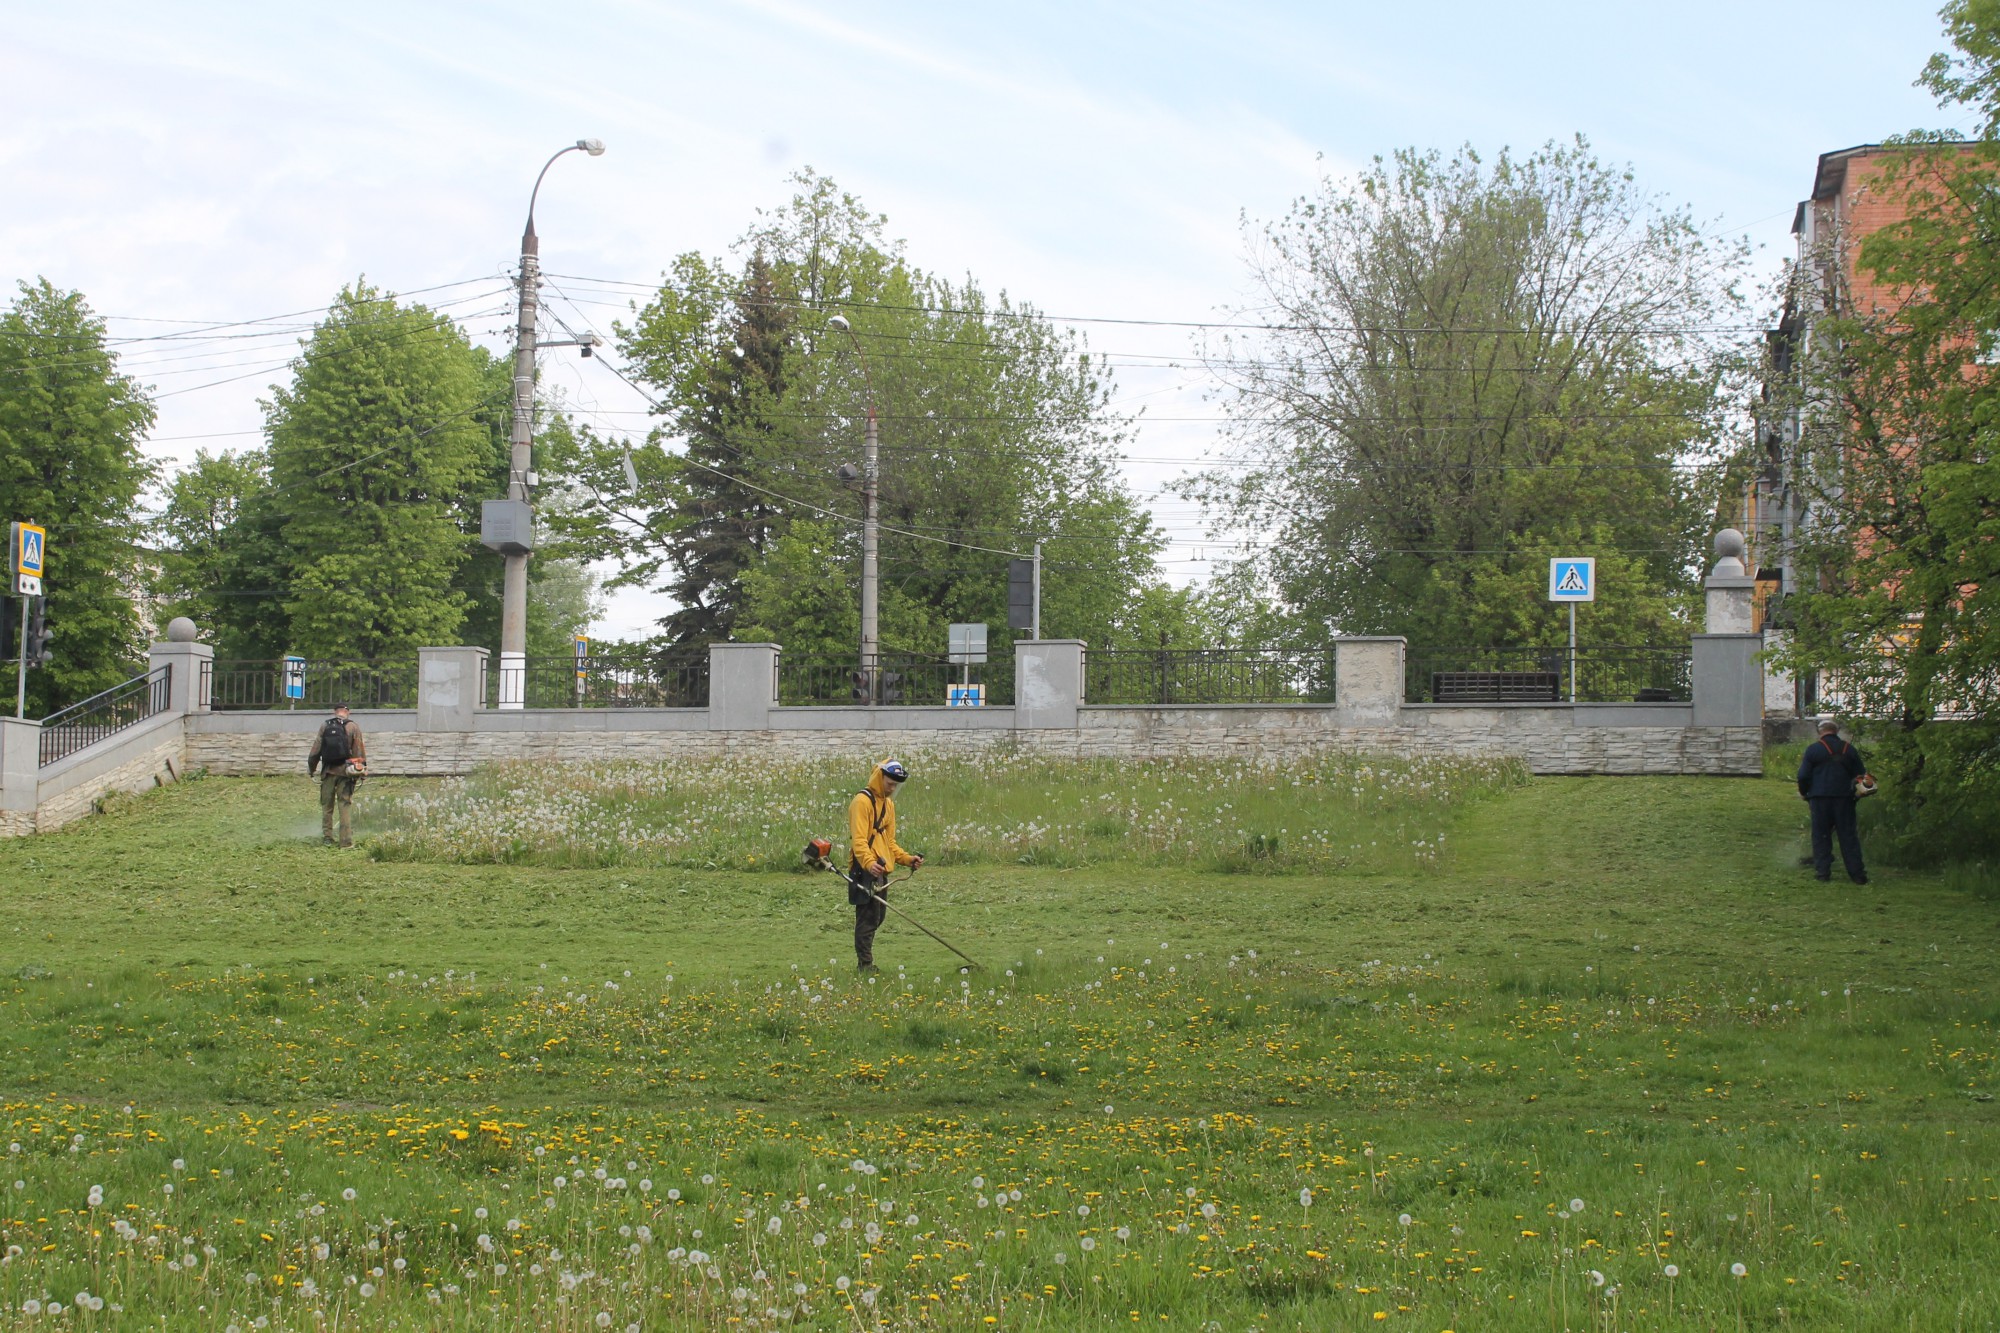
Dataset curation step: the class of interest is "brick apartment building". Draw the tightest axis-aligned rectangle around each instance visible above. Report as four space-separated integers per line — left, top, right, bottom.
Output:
1749 141 1975 714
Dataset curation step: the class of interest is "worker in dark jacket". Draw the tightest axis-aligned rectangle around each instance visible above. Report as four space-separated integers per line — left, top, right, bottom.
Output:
307 703 368 848
1796 719 1867 884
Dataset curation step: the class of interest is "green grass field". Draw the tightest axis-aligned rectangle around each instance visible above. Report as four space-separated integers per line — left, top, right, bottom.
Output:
0 750 1993 1330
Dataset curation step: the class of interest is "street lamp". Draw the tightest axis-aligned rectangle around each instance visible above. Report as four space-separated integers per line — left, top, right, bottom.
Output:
828 313 881 701
489 139 605 709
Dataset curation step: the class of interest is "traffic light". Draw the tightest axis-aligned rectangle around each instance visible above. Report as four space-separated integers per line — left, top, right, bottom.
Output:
878 671 903 705
23 599 50 668
850 670 871 703
0 598 13 653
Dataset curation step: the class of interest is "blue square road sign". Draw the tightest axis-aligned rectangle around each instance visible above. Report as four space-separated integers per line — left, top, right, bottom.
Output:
1548 557 1595 602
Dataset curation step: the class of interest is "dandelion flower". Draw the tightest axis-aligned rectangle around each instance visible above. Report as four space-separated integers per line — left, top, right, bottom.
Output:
1732 1262 1748 1278
1569 1198 1585 1214
342 1188 357 1202
1663 1264 1680 1278
1589 1270 1605 1287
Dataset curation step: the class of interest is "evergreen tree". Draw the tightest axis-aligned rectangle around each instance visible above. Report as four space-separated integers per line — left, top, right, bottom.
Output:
0 279 155 714
658 252 791 647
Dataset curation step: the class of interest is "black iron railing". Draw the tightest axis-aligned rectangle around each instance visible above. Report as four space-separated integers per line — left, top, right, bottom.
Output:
488 654 710 709
207 659 418 710
778 654 1015 707
39 665 173 767
1084 648 1335 705
1405 646 1692 704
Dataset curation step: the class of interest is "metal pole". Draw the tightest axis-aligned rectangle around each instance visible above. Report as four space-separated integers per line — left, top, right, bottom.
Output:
1560 604 1576 704
1031 541 1042 641
860 404 880 703
13 595 26 719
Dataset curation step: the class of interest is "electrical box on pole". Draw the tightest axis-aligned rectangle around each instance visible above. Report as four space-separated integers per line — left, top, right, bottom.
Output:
1007 560 1035 631
480 500 535 555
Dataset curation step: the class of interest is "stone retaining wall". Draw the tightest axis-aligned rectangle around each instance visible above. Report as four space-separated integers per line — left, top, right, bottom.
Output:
21 716 189 835
184 703 1761 778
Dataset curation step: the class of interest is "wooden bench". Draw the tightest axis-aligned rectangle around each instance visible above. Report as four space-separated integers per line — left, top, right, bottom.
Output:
1430 670 1560 703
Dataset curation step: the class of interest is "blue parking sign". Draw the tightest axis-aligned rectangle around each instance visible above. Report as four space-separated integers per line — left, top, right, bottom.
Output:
1548 558 1595 602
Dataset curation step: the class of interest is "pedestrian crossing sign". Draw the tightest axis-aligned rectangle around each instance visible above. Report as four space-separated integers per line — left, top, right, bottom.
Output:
1549 557 1595 602
11 522 45 578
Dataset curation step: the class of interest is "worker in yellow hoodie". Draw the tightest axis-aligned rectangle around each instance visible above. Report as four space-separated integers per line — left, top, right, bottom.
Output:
848 759 923 970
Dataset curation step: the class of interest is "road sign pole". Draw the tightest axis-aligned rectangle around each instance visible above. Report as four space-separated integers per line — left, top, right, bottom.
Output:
1569 603 1577 704
14 595 27 720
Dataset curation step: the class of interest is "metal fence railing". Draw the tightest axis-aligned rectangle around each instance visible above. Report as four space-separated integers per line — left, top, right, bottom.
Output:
207 659 419 711
39 665 173 767
1084 648 1336 705
1404 646 1693 704
487 654 710 709
778 654 1015 707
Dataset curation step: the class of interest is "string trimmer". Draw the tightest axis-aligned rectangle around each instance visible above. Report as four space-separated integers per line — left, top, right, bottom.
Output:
804 839 983 972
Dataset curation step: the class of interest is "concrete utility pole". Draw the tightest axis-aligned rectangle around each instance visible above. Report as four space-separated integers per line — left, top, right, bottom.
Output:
497 138 604 707
828 315 881 698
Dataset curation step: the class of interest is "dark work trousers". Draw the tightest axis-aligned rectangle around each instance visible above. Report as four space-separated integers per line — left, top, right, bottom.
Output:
849 863 889 967
319 771 358 846
1808 797 1868 884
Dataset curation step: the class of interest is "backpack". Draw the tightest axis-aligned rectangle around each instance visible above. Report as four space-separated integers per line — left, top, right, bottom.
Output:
319 717 351 767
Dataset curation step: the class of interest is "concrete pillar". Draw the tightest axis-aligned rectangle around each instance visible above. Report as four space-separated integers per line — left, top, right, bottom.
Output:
1705 529 1756 634
1692 634 1762 727
709 643 778 730
1334 637 1406 724
417 647 489 731
148 618 215 716
1761 628 1798 717
1015 640 1085 729
0 716 37 819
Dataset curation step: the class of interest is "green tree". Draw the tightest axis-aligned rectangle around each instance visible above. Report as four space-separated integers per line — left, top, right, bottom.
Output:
0 279 156 714
1190 140 1745 651
660 251 792 646
151 448 269 646
261 283 491 659
548 171 1170 660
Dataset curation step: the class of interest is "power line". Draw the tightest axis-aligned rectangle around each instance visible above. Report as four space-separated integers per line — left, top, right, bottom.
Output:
544 271 1767 337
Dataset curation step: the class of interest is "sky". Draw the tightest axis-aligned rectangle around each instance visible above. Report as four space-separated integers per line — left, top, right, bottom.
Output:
1 0 1957 639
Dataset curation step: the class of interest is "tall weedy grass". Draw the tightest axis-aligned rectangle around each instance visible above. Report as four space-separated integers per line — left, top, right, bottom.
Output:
362 750 1527 874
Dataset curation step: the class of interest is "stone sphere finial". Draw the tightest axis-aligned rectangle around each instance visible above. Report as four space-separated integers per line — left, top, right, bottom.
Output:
1713 528 1748 561
165 616 199 643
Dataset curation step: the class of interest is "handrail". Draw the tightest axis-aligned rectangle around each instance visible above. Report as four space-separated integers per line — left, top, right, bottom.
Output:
39 665 173 767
